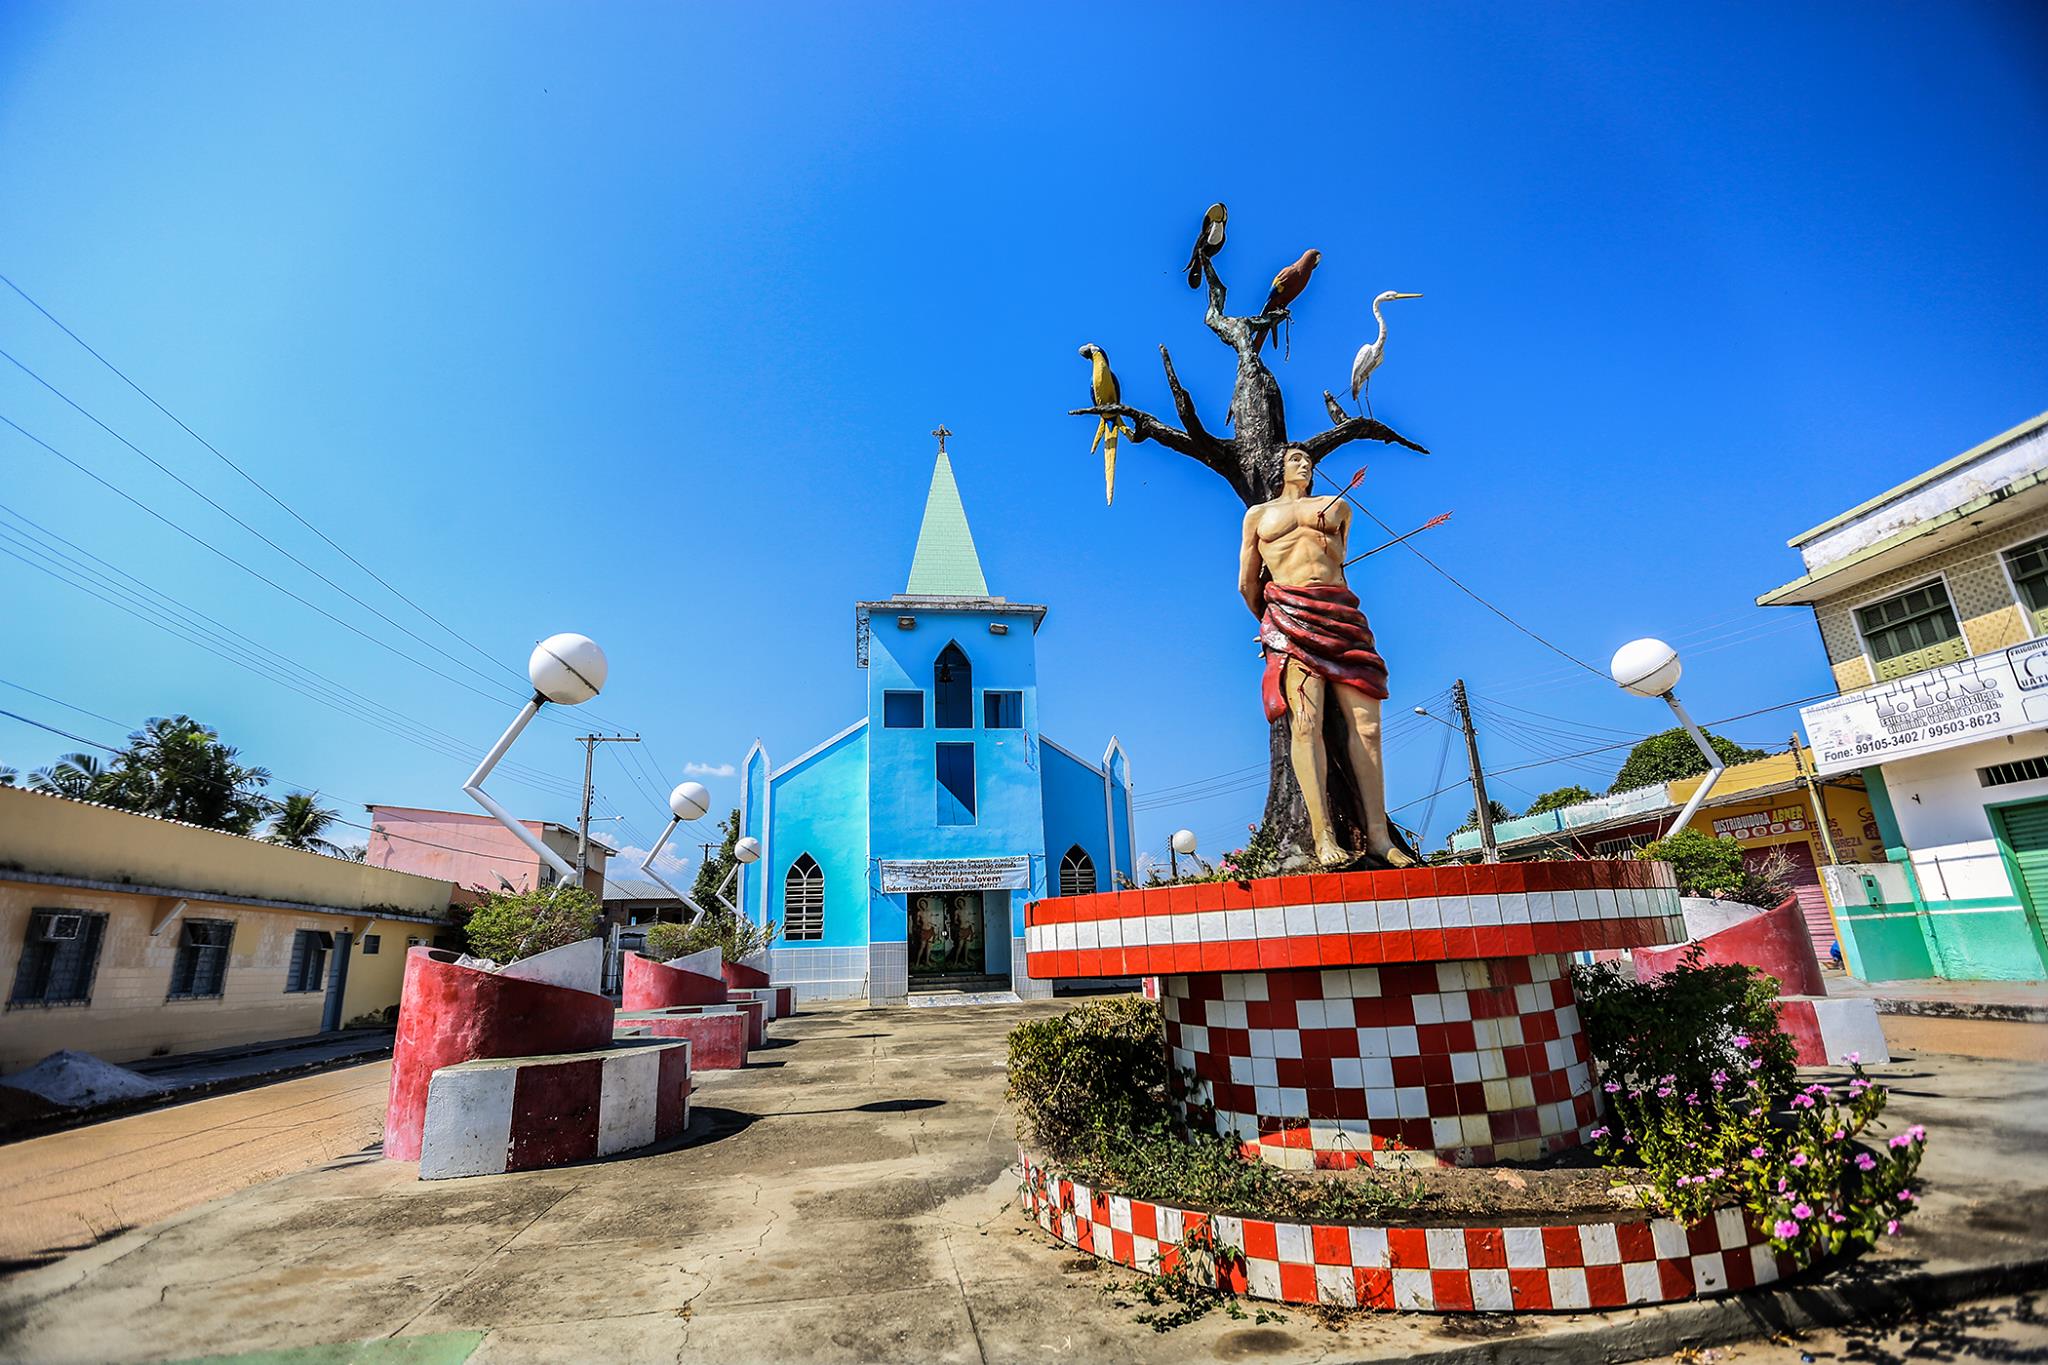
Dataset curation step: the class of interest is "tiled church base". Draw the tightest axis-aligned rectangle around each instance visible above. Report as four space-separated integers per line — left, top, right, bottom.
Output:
1018 1153 1801 1313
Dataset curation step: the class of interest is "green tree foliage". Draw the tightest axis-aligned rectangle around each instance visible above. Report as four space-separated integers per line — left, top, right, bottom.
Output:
642 910 774 965
461 885 601 963
264 791 344 855
690 808 742 909
28 753 115 800
1638 827 1747 897
102 716 272 833
1524 785 1594 816
1610 727 1766 794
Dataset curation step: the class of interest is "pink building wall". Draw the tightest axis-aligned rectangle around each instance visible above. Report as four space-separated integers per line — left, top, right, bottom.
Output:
366 805 609 900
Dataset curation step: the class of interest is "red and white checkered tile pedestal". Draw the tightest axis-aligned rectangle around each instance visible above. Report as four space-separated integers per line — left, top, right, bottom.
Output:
1164 956 1598 1168
1018 1153 1800 1313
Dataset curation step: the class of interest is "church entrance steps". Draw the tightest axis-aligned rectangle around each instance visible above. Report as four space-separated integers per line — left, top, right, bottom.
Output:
909 972 1013 994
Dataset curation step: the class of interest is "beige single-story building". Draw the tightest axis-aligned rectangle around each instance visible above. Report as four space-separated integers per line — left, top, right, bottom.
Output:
0 786 459 1074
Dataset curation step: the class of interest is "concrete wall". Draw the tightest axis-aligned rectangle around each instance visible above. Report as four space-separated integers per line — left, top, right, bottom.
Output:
1809 502 2048 694
365 806 608 899
1040 741 1117 902
0 787 454 916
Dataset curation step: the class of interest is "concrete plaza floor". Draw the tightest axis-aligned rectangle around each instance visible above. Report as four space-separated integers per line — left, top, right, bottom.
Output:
0 1001 2044 1364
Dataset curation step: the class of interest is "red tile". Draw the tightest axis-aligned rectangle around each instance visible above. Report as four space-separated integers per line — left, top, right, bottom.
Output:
1199 942 1228 972
1131 1200 1158 1239
1278 1261 1318 1304
1228 941 1259 971
1220 878 1256 910
1168 885 1197 916
1465 863 1503 894
1312 1225 1350 1265
1465 1228 1507 1269
1355 1266 1394 1309
1657 1258 1693 1299
1509 1268 1553 1310
1409 928 1446 961
1584 1263 1627 1307
1444 928 1481 959
1431 1269 1474 1312
1541 1226 1584 1266
1252 877 1288 908
1194 881 1225 911
1382 1227 1426 1269
1435 865 1471 897
1382 932 1415 963
1398 867 1438 898
1242 1220 1279 1260
1310 873 1348 907
1279 875 1316 906
1110 1228 1134 1265
1220 1257 1249 1294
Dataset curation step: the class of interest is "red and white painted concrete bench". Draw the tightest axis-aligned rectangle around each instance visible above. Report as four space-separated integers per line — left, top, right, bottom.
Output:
1026 862 1686 1170
614 1005 753 1067
724 952 794 1021
622 948 731 1009
419 1038 692 1180
1635 895 1889 1066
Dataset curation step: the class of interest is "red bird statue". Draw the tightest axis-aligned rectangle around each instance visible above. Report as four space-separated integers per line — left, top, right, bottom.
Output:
1260 249 1321 350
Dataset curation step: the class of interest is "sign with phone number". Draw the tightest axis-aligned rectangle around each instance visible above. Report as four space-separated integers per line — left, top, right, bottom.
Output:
1802 637 2048 774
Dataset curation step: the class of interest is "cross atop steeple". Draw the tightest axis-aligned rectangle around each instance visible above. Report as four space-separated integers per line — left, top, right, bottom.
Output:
931 424 952 456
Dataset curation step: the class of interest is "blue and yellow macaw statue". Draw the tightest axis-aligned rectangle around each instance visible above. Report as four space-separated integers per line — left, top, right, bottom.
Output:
1078 343 1132 505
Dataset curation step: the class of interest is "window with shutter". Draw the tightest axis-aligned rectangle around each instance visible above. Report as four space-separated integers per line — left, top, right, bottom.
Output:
170 919 235 999
1058 846 1097 897
1855 581 1965 681
783 855 824 941
7 909 107 1007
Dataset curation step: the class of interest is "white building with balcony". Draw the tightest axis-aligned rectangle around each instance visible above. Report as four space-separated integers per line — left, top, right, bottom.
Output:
1759 410 2048 981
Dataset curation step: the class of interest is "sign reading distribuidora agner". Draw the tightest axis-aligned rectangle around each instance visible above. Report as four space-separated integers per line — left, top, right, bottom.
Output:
878 857 1032 893
1803 637 2048 774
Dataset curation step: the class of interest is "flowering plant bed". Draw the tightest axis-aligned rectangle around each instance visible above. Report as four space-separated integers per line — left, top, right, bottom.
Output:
1018 1149 1800 1312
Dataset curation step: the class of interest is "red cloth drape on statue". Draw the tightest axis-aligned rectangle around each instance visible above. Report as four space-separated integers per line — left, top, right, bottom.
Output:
1259 582 1389 722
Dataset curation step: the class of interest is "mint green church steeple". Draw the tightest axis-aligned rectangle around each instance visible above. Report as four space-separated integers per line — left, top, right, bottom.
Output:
904 447 989 598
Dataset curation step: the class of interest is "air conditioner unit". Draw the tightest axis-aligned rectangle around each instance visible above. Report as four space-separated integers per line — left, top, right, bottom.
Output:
39 914 83 942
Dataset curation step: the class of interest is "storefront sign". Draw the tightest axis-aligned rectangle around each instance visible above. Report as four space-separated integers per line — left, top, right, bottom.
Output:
1712 804 1809 842
879 856 1031 893
1803 638 2048 774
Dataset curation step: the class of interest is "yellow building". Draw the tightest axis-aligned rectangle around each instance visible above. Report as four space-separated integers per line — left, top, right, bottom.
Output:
0 786 458 1073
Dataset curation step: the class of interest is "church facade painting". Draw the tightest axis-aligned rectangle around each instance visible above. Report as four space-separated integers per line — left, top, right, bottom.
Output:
735 444 1136 1003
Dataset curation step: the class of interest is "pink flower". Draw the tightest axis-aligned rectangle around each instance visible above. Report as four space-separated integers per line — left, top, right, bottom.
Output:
1712 1069 1729 1085
1750 1058 1764 1070
1590 1126 1610 1140
1889 1134 1912 1149
1707 1167 1725 1179
1603 1081 1621 1094
1774 1219 1800 1238
1656 1086 1674 1098
1855 1154 1876 1172
1829 1212 1846 1223
1844 1051 1860 1064
1732 1035 1752 1049
1906 1125 1926 1142
1751 1147 1768 1159
1830 1129 1846 1142
1898 1189 1915 1203
1791 1094 1816 1109
1791 1153 1808 1167
1886 1219 1900 1235
1776 1178 1789 1194
1792 1202 1813 1220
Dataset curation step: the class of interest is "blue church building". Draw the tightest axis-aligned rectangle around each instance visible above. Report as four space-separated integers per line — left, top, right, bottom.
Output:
736 447 1136 1003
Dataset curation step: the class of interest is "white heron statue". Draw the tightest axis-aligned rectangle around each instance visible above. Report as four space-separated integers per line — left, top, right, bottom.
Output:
1349 290 1423 417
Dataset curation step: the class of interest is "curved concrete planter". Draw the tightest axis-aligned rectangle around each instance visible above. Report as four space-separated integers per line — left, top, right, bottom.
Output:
1018 1151 1801 1314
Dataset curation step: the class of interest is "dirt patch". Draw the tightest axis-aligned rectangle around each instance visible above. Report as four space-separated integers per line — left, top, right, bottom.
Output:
1319 1161 1653 1224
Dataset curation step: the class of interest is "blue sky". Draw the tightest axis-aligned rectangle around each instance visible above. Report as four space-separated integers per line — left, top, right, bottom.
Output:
2 2 2044 875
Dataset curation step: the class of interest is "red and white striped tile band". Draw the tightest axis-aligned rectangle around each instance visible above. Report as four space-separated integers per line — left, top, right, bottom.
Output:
1023 862 1683 982
1164 957 1598 1167
1018 1153 1799 1313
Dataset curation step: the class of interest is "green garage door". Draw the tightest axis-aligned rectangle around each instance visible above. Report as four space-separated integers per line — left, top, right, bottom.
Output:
1988 800 2048 978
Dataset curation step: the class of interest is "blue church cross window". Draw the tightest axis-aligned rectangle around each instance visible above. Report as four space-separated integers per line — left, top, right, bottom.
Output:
983 690 1022 728
936 742 976 824
934 643 972 728
883 690 924 728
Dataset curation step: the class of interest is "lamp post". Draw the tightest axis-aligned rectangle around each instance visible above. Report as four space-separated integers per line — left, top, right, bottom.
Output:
641 781 714 924
1611 638 1725 837
464 633 607 888
713 836 763 919
1170 828 1198 879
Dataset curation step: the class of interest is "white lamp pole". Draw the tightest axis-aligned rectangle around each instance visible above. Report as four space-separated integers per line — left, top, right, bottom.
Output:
641 781 714 924
1170 828 1198 879
712 835 762 918
464 633 607 888
1610 637 1725 837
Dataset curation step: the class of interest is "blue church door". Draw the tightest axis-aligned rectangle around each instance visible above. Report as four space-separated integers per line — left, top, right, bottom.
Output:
908 891 985 976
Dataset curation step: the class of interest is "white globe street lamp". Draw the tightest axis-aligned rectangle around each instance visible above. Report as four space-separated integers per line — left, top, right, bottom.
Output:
464 633 609 887
1169 828 1198 878
641 781 719 924
1610 637 1725 837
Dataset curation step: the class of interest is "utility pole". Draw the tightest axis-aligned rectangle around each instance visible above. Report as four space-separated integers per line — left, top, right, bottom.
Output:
1451 679 1498 863
1791 733 1842 866
574 734 641 889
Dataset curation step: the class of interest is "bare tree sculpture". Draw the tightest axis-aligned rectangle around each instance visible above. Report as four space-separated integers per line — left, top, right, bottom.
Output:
1072 255 1430 862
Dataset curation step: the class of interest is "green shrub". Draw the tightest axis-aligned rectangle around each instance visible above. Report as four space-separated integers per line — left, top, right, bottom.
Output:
461 885 601 963
1573 949 1797 1102
1637 827 1746 898
1005 998 1421 1226
642 912 775 965
1006 997 1171 1155
1575 952 1925 1259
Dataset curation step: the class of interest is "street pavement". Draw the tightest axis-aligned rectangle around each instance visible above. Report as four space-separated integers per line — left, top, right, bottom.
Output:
0 1002 2043 1364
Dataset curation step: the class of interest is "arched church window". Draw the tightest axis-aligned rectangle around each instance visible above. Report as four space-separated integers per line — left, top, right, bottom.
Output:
1059 845 1097 898
783 855 824 941
934 643 972 728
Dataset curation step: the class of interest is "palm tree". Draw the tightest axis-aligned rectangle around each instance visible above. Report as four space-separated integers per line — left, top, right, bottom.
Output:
264 791 345 855
105 716 271 833
0 765 18 787
29 753 112 800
